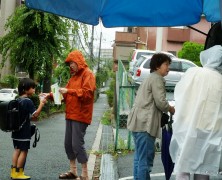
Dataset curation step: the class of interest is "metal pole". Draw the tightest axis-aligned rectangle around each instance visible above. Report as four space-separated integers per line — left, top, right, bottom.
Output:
98 31 102 71
156 27 163 52
90 25 94 61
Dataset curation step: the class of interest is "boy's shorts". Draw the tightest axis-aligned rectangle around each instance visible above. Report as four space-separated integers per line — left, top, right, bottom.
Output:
13 140 30 151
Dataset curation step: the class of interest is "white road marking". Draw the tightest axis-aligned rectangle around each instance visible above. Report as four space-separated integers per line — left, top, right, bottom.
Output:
119 173 176 180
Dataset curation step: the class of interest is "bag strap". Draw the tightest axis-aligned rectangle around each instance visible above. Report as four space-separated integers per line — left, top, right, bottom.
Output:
33 127 40 148
13 98 29 132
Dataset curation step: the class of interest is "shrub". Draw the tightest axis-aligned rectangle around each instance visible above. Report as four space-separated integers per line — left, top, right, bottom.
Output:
106 76 115 107
178 42 204 66
0 75 19 88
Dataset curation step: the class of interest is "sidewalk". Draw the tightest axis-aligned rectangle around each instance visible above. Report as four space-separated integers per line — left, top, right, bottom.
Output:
87 93 110 179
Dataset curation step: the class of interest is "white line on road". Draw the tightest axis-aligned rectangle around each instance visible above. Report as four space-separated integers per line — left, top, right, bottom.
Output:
119 173 175 180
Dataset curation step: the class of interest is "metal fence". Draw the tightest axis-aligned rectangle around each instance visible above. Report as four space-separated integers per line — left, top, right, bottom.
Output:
114 60 174 151
114 60 137 150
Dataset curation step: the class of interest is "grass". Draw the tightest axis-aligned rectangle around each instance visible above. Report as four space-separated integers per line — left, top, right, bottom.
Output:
101 109 112 125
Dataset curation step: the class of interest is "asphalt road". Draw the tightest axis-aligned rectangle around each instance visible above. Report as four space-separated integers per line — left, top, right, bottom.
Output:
0 94 109 180
1 92 222 180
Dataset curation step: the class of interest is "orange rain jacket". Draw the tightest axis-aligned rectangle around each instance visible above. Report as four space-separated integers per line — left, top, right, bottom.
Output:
63 50 96 125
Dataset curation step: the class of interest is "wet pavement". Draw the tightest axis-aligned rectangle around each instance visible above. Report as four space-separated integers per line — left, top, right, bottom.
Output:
0 93 109 180
1 93 222 180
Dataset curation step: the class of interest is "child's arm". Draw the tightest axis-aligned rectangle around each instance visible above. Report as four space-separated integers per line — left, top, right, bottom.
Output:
41 92 65 103
40 92 54 101
32 98 47 120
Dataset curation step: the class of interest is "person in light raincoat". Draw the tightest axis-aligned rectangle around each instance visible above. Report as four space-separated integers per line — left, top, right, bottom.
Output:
169 45 222 180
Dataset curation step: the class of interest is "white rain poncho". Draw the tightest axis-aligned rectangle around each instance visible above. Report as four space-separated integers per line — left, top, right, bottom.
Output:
169 45 222 175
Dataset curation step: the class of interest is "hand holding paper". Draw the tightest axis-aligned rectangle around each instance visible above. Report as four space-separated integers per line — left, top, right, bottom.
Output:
59 88 68 94
51 83 63 105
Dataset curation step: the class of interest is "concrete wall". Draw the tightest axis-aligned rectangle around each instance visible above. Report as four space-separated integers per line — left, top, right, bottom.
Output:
0 0 18 79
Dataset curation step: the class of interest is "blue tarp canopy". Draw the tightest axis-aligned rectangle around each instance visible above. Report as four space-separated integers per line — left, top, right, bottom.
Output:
25 0 221 27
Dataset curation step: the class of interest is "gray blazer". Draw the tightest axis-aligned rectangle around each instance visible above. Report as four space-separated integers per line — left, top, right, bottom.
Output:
127 72 170 138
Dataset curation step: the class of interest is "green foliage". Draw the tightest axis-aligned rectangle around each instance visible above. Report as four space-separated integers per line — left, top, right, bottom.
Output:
85 57 95 70
0 4 90 96
117 137 128 150
101 109 112 125
106 74 115 107
0 75 19 88
95 59 113 89
53 63 70 87
96 69 109 89
0 5 71 80
178 42 204 66
52 20 90 86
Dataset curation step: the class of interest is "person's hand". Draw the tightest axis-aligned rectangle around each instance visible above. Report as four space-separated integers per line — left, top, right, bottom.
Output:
169 106 175 115
39 96 47 105
59 88 68 94
39 93 48 99
40 92 54 101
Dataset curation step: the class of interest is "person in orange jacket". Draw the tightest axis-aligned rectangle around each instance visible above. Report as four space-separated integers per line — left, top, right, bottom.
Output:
54 50 96 180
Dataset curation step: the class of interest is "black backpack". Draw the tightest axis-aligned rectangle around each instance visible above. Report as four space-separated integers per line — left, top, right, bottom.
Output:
0 98 40 147
0 99 26 132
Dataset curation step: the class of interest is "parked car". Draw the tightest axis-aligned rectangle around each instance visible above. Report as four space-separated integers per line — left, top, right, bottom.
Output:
0 88 18 102
130 55 152 75
129 49 176 74
132 57 198 88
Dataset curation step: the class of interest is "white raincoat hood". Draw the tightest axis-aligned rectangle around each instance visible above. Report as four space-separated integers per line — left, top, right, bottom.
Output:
200 45 222 74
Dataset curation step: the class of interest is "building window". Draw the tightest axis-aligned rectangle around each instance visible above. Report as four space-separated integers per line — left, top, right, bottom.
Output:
128 27 133 33
168 51 177 56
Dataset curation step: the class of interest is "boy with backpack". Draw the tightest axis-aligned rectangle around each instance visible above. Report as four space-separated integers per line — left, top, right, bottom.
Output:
10 78 47 180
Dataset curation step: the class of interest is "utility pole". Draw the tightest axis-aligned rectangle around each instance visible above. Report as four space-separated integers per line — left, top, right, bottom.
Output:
98 31 102 71
90 25 94 61
156 27 163 52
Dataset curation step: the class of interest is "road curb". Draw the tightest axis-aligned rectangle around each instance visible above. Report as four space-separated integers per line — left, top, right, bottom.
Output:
88 122 103 180
100 153 118 180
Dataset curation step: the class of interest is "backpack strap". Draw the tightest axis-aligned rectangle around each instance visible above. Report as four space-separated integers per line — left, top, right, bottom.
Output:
14 98 29 131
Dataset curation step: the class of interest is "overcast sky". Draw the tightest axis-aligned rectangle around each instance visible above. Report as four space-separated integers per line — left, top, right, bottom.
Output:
93 23 123 49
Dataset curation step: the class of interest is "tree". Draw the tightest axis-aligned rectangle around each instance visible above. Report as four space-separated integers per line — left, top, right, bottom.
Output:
0 5 71 92
0 75 19 88
178 42 204 66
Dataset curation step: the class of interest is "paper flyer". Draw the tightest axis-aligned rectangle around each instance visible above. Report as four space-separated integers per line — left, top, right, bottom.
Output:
51 83 63 105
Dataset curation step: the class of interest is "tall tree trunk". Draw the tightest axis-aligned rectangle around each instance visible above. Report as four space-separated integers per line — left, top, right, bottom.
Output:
42 63 52 114
29 64 35 80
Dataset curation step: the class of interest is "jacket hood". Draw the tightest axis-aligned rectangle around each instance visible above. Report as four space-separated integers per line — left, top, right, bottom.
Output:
65 50 88 71
200 45 222 74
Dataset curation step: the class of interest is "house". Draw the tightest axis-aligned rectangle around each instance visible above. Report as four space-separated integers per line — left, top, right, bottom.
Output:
112 16 211 71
